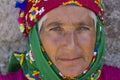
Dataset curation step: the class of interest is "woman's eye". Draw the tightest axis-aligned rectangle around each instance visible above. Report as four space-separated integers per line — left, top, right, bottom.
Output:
49 26 63 32
77 26 90 31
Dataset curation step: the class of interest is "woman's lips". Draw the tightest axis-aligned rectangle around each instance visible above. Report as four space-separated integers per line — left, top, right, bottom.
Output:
58 57 81 62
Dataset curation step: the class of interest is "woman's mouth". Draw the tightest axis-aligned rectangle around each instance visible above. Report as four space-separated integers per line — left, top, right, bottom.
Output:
58 57 82 62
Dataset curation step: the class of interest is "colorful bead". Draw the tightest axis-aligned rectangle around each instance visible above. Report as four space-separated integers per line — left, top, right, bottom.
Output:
20 24 25 32
20 12 24 17
90 77 95 80
48 61 52 65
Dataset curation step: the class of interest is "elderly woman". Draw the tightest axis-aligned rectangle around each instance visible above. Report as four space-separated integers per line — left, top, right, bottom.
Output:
0 0 120 80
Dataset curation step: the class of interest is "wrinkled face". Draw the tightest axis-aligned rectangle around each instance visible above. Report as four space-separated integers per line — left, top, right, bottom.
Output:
40 6 96 78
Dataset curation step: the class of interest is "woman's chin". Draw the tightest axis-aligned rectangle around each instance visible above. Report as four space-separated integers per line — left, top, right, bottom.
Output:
57 64 86 78
55 58 89 78
60 69 81 78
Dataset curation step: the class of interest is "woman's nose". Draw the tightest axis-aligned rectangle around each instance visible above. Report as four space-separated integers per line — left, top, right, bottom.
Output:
63 31 77 49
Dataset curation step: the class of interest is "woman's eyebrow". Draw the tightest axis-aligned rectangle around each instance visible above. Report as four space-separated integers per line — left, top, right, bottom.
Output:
46 21 63 28
77 21 93 28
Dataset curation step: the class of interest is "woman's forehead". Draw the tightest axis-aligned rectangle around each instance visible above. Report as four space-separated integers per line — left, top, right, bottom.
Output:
47 6 92 18
43 6 94 27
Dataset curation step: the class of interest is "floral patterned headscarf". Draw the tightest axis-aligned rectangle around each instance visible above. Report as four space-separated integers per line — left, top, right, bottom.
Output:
8 0 105 80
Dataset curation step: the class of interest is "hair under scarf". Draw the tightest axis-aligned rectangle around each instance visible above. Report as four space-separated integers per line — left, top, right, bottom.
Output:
7 0 105 80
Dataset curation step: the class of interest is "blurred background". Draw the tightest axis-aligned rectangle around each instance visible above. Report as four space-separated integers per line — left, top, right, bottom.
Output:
0 0 120 74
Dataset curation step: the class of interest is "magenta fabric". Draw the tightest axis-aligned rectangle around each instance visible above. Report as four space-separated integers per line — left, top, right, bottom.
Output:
0 64 120 80
99 65 120 80
0 69 28 80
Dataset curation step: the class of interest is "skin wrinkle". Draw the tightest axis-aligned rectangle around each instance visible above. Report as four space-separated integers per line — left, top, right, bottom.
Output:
39 6 96 78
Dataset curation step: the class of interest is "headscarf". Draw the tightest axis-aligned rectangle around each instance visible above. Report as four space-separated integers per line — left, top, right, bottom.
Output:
7 0 105 80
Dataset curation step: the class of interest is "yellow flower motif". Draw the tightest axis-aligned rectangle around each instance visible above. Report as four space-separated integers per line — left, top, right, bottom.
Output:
25 73 35 80
32 70 40 76
29 14 36 21
29 6 38 21
31 6 39 11
14 53 25 65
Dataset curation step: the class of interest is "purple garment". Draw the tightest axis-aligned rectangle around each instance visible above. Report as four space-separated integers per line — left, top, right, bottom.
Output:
99 65 120 80
0 64 120 80
0 69 28 80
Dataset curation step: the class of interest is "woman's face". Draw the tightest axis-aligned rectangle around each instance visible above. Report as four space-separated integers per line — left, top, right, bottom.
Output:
40 6 96 77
